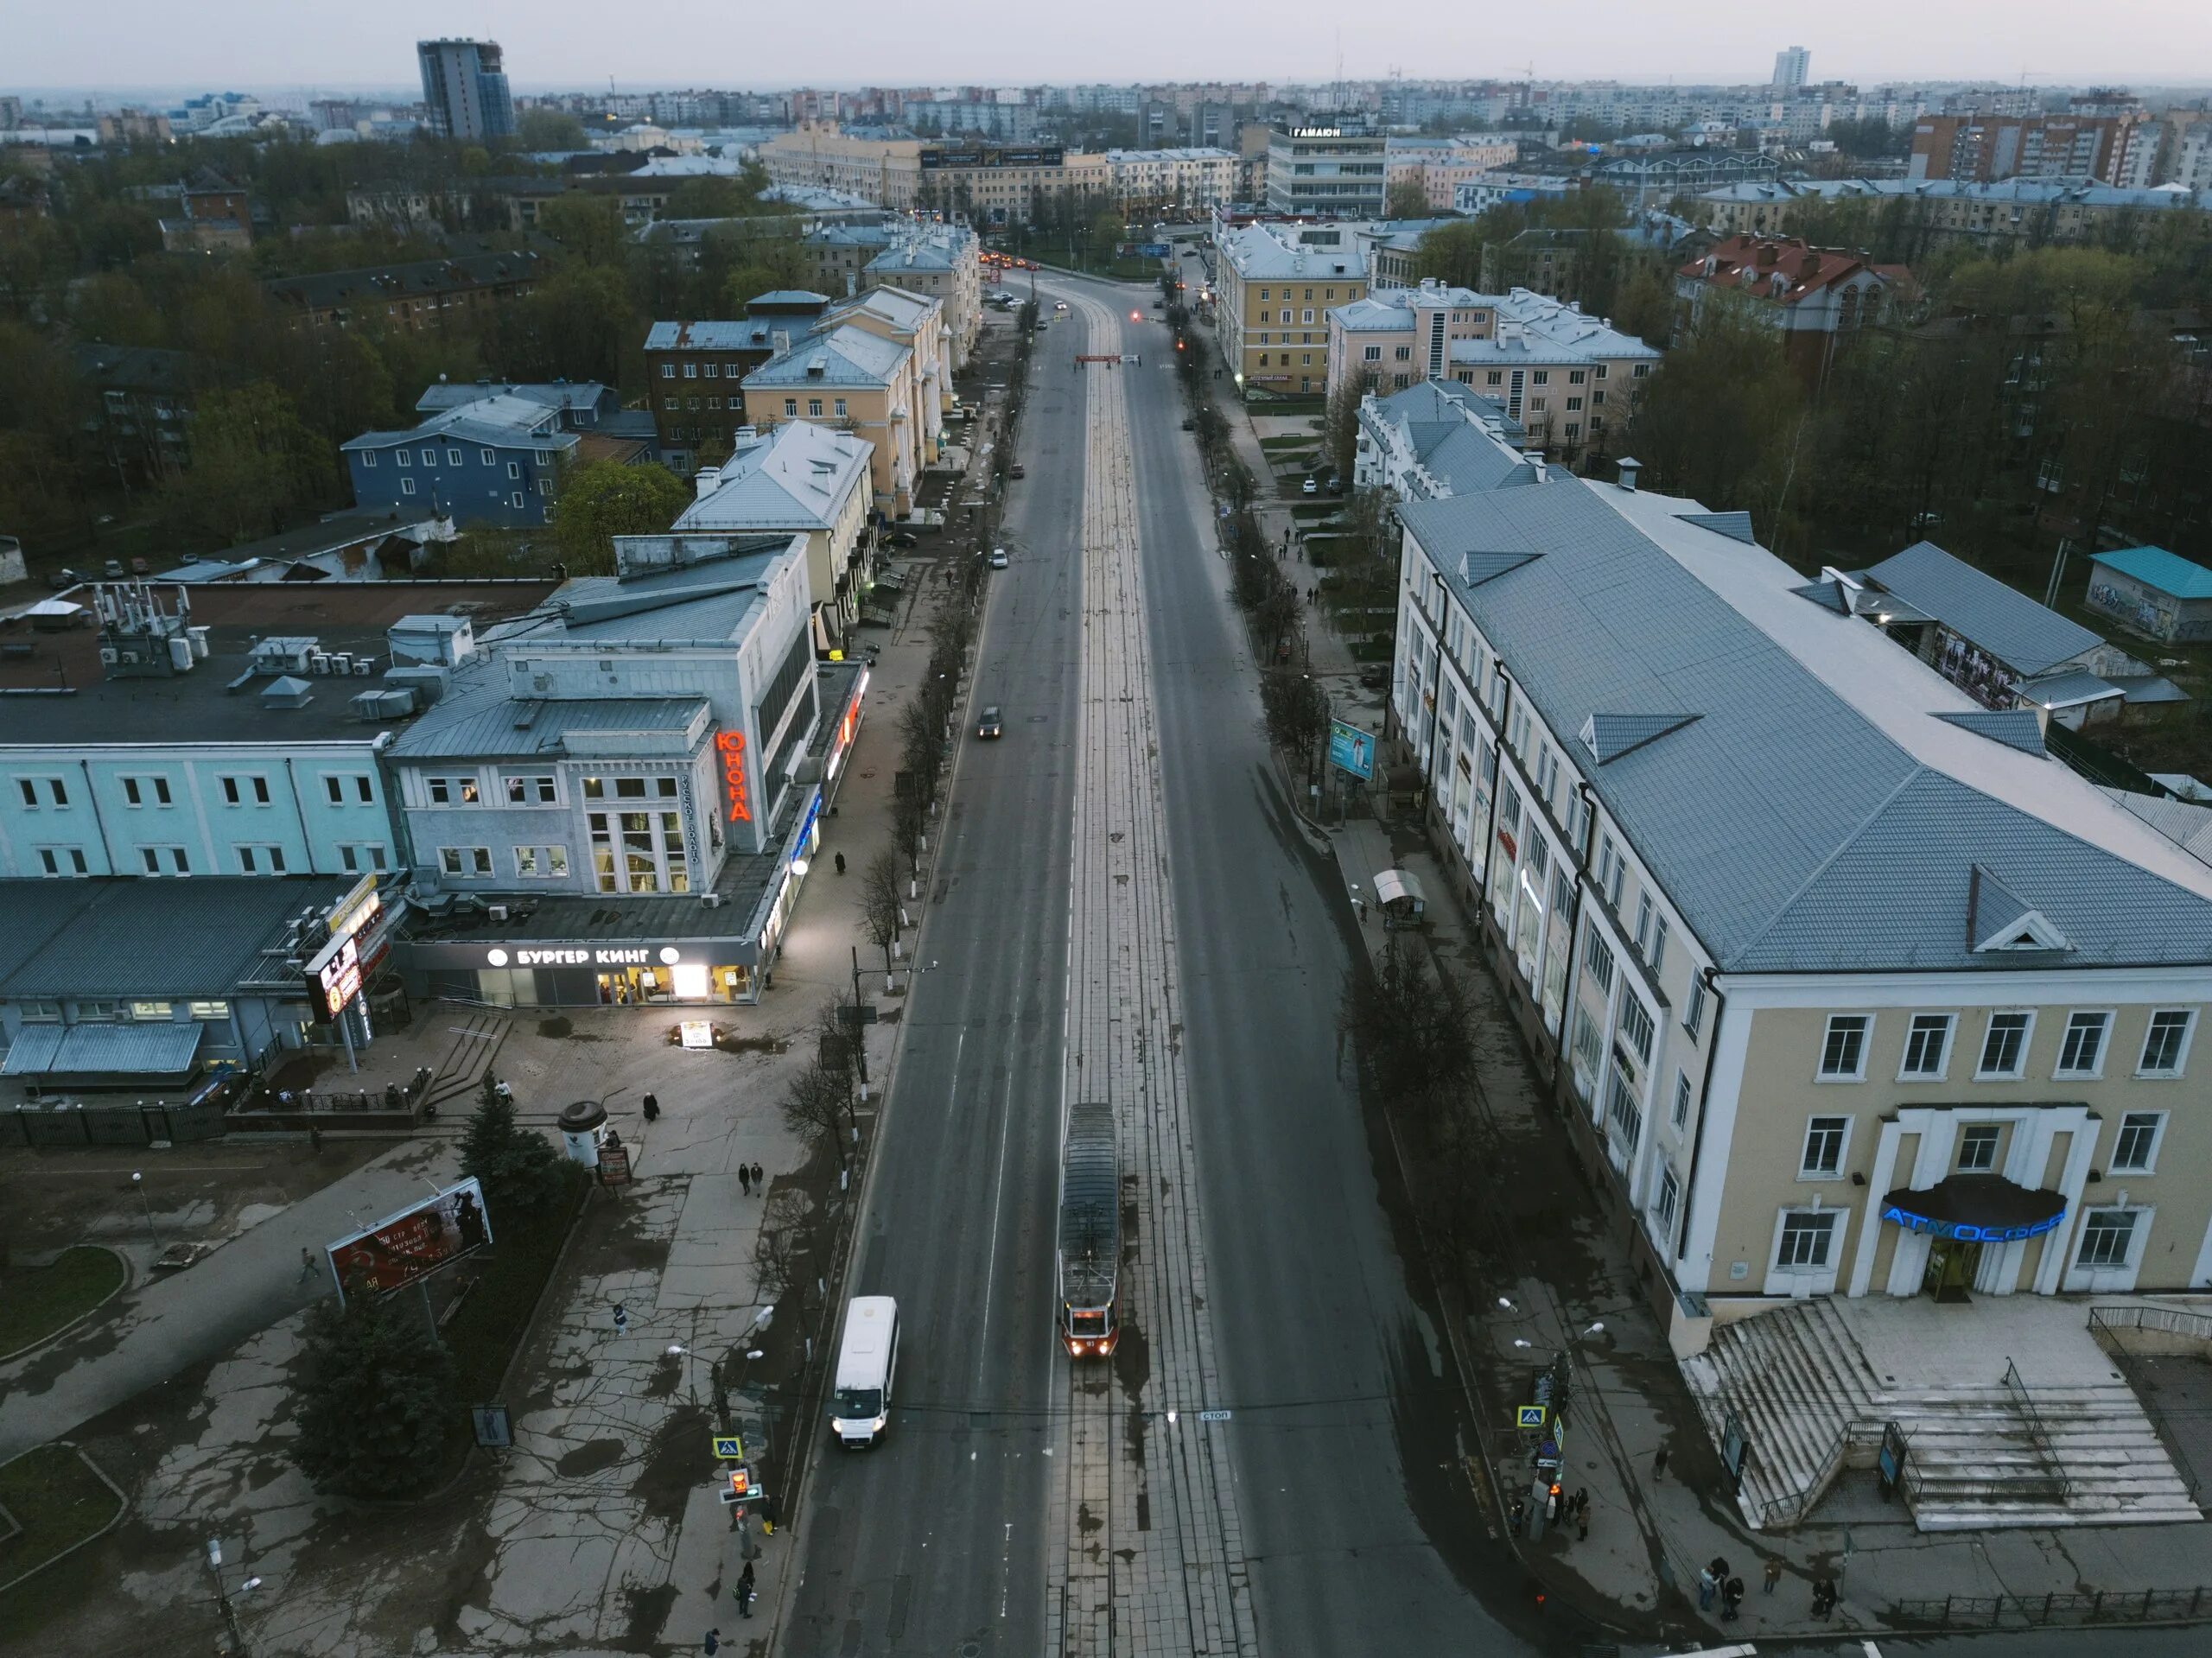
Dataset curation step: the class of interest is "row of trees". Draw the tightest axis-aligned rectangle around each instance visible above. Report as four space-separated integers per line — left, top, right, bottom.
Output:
1626 245 2212 564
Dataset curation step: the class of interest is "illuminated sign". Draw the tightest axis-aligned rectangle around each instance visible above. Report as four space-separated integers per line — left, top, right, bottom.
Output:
715 730 752 823
326 873 381 942
325 1177 493 1303
486 946 686 969
1879 1204 2065 1244
309 933 360 1022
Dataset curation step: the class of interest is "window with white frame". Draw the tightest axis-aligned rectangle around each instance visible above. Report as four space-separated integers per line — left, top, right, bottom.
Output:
2112 1111 2164 1173
425 776 481 806
234 844 286 874
1979 1012 2033 1078
1605 1067 1643 1153
140 845 189 873
1618 995 1655 1067
121 775 173 807
129 1001 172 1020
36 846 88 875
219 773 271 806
1900 1013 1954 1079
440 846 493 878
2139 1010 2193 1077
2075 1208 2140 1269
1570 1007 1602 1094
1777 1210 1838 1269
324 773 374 805
1654 1167 1681 1237
513 845 571 879
1649 916 1669 974
1672 1068 1692 1131
1956 1124 2000 1172
505 774 557 804
1683 977 1707 1039
2056 1010 2111 1078
1801 1115 1848 1177
1819 1014 1870 1080
189 1000 229 1020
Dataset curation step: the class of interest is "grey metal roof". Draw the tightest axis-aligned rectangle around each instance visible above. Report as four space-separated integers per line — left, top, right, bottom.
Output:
2022 669 2123 709
1865 542 2101 675
742 324 909 389
0 877 353 999
1 1020 206 1077
1933 709 2048 756
1679 511 1756 544
391 679 709 759
1397 481 2212 973
1581 712 1700 765
342 394 581 454
676 422 871 534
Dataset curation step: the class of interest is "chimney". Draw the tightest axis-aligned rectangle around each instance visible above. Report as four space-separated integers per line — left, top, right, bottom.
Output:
1522 447 1547 484
1616 456 1641 492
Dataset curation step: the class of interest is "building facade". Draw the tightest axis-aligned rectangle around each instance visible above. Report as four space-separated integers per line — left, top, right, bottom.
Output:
1910 111 2157 187
1266 117 1388 218
265 251 544 335
1675 235 1911 379
646 295 836 471
742 322 920 515
1385 456 2212 1341
417 39 514 143
1214 219 1371 397
342 393 581 529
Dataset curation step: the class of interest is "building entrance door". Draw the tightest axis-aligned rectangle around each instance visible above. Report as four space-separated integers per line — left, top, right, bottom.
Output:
1922 1237 1981 1303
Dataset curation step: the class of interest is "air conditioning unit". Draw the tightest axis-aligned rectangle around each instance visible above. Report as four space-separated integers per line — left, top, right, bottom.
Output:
310 652 332 675
99 646 118 665
700 893 727 909
352 657 374 676
487 904 510 921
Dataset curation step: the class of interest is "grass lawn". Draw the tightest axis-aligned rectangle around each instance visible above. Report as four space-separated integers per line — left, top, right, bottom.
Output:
0 1248 125 1356
0 1445 123 1607
1289 503 1341 522
1304 535 1357 567
1257 435 1315 452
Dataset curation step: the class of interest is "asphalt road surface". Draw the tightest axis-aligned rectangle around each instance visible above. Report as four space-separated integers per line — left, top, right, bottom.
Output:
781 277 1574 1655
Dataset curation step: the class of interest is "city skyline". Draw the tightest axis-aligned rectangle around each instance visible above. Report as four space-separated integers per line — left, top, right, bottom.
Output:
6 1 2211 97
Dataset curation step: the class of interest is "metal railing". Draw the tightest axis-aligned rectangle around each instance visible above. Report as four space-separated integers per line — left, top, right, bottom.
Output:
1892 1588 2212 1629
2090 1303 2212 1351
1750 1420 1878 1530
2002 1356 2075 1499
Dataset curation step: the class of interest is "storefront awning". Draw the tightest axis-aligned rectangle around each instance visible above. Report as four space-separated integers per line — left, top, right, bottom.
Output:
2 1020 206 1078
1879 1172 2067 1243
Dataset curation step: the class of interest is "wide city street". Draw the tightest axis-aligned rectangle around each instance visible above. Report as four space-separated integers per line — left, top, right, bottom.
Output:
779 274 1562 1656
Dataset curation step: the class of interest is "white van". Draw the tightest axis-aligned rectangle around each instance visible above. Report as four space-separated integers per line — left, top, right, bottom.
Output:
830 1294 899 1448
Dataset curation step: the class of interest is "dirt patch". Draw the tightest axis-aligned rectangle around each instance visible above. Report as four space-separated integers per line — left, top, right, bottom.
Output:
537 1016 575 1039
620 1578 679 1646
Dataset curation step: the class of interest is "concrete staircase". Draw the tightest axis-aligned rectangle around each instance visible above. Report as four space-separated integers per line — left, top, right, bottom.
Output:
1683 1299 2202 1532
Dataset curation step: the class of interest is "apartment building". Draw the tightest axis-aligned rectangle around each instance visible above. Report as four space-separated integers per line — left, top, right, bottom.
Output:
1910 111 2158 187
417 39 514 144
264 251 543 335
1387 453 2212 1344
1099 148 1239 214
679 420 876 651
760 123 925 208
1675 235 1912 380
1213 220 1371 397
861 225 982 369
742 322 920 516
1266 116 1388 218
1385 137 1521 212
1695 176 2212 252
645 293 835 472
341 394 580 530
1329 284 1658 459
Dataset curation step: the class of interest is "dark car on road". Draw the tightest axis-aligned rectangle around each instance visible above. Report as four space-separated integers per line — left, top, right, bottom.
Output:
977 705 1003 739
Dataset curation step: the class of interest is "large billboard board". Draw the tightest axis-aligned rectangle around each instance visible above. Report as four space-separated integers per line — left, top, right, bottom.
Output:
325 1177 493 1303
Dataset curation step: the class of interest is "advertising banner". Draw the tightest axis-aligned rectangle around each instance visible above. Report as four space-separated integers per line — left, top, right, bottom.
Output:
1328 720 1376 781
326 1177 493 1302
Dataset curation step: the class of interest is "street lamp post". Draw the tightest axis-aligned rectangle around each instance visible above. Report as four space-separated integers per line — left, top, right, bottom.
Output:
205 1538 260 1656
130 1170 156 1250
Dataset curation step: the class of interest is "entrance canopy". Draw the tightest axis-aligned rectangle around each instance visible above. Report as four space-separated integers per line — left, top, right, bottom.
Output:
1879 1172 2067 1244
2 1021 205 1080
1372 868 1427 909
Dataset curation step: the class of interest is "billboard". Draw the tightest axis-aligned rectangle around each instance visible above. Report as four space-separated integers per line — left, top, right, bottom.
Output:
306 931 360 1025
326 1178 493 1302
1329 720 1376 781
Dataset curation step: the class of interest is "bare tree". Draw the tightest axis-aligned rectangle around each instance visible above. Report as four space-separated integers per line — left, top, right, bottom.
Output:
891 788 927 875
1338 935 1477 1118
860 848 904 982
782 1058 854 1173
749 1188 810 1307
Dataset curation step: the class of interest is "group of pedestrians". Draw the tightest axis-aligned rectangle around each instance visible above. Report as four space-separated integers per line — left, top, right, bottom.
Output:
1696 1553 1828 1622
737 1161 766 1197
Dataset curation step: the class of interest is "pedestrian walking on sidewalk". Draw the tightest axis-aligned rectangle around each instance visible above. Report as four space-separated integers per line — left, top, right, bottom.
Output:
835 851 847 876
642 1093 660 1123
751 1161 764 1192
1812 1577 1837 1618
702 1629 720 1655
740 1166 752 1197
297 1246 316 1283
1696 1565 1717 1610
1721 1576 1745 1621
738 1561 754 1598
1650 1446 1668 1482
1574 1502 1588 1542
1763 1558 1783 1594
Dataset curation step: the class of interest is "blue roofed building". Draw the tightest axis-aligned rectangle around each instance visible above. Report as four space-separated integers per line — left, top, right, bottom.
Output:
342 392 582 528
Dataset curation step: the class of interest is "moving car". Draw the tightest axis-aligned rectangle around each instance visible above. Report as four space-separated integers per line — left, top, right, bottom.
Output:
1053 300 1069 313
988 548 1009 569
1009 463 1026 480
883 530 918 549
830 1296 899 1449
978 705 1003 739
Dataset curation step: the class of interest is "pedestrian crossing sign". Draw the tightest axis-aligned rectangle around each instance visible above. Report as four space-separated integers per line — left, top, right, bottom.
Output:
1516 1406 1547 1430
712 1434 745 1460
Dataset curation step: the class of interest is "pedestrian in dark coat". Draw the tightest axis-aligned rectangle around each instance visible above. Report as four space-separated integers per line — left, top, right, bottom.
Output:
642 1092 660 1122
1723 1577 1745 1620
835 851 847 875
1574 1502 1588 1541
740 1166 752 1197
750 1161 764 1191
1764 1557 1783 1594
703 1630 720 1655
1651 1446 1668 1481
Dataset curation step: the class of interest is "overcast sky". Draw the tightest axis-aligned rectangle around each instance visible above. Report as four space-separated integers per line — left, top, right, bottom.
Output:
10 1 2210 95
